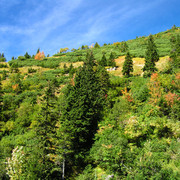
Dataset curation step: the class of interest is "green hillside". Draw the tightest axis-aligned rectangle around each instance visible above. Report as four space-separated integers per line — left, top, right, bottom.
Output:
0 27 179 179
7 26 180 69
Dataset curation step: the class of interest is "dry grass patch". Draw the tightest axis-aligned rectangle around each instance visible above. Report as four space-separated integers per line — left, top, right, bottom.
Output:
0 68 9 71
109 56 125 76
156 56 169 71
133 57 145 76
0 62 9 71
59 62 83 68
18 66 52 74
109 55 169 77
109 56 145 76
0 62 9 65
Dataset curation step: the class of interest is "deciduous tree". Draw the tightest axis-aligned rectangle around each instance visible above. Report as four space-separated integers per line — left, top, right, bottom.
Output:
60 48 69 53
35 51 45 60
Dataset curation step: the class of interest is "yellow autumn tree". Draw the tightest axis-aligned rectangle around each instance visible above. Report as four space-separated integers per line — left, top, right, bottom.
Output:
60 48 69 53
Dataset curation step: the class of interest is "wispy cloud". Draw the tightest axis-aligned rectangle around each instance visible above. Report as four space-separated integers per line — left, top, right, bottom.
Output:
59 0 163 47
0 0 83 57
0 0 179 60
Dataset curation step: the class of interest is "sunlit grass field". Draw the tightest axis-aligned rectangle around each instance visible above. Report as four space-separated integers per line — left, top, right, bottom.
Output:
109 56 169 77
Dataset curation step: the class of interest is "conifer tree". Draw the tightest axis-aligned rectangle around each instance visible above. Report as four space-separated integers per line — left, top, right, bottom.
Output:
99 54 107 66
170 35 180 69
37 48 40 54
81 45 85 50
94 42 100 48
0 53 6 62
96 65 110 96
32 81 59 179
143 35 159 76
85 51 96 67
120 41 128 52
107 52 116 67
122 52 133 77
59 51 106 176
24 52 31 59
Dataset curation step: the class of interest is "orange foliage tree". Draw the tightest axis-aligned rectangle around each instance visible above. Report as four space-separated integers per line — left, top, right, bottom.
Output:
121 87 134 103
35 51 45 60
148 73 163 104
165 92 180 107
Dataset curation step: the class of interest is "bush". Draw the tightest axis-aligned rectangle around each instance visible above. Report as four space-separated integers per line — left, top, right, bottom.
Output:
0 63 8 68
28 68 37 73
131 77 150 102
0 57 6 62
18 56 26 61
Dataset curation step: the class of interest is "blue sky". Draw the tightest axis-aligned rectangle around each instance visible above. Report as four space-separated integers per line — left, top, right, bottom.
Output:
0 0 180 61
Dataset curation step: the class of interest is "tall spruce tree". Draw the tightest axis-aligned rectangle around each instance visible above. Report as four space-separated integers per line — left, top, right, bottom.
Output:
96 65 110 96
59 51 106 177
31 81 59 179
107 52 116 67
122 52 133 77
143 35 159 77
170 35 180 70
99 54 107 66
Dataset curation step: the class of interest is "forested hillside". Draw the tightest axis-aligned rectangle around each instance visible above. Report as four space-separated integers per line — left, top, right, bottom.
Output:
0 27 180 179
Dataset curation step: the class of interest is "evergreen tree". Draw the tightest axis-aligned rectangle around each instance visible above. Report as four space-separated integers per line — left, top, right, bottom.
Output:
94 42 100 48
170 35 180 69
0 53 6 62
99 54 107 66
32 81 59 179
120 41 128 52
68 64 75 76
122 52 133 77
81 45 85 50
96 64 110 96
85 51 96 67
107 52 116 67
59 52 106 177
24 52 31 59
143 35 159 77
63 63 68 74
36 48 40 54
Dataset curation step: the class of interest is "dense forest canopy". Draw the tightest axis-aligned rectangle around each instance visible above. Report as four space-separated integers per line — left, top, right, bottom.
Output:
0 27 180 179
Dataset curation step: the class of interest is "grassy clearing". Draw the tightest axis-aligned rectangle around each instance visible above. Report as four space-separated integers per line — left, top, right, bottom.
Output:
109 55 169 77
156 56 170 71
59 61 84 68
18 66 52 74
